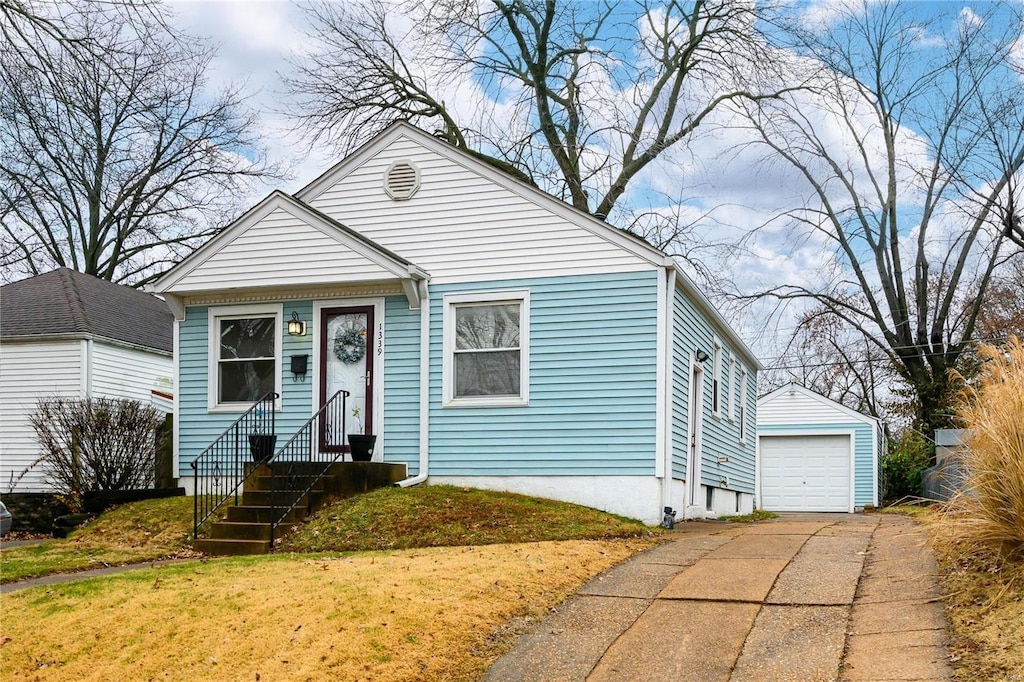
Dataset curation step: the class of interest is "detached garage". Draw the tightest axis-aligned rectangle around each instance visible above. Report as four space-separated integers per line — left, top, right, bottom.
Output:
756 384 883 512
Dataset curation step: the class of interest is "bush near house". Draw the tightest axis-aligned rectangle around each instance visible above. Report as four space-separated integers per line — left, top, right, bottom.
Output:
882 431 933 502
29 396 167 509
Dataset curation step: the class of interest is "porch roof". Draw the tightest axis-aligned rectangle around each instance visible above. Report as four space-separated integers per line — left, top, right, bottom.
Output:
149 191 429 316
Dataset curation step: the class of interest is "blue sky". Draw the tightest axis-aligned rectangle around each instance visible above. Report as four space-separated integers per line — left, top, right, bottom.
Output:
165 0 1024 365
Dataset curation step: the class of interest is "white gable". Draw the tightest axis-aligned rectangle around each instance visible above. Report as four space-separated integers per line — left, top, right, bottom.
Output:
300 129 661 284
757 384 878 428
162 194 420 295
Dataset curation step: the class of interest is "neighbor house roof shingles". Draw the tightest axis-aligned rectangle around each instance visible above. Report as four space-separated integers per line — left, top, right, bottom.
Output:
0 268 172 353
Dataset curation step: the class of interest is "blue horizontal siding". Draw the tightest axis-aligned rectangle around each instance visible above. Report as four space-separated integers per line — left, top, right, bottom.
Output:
426 271 658 477
671 286 756 494
383 296 420 475
177 271 659 479
758 422 877 506
178 302 314 476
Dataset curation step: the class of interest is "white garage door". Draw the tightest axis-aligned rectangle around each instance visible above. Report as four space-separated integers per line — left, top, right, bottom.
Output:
760 434 851 512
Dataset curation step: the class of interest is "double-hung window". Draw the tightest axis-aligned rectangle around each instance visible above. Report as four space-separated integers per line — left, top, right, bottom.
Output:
443 290 529 407
208 305 282 410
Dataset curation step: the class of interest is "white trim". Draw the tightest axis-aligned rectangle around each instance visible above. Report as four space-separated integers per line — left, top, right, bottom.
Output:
660 268 676 512
206 303 283 412
441 289 530 408
312 298 386 454
655 268 667 479
295 123 667 267
173 319 181 480
757 429 857 513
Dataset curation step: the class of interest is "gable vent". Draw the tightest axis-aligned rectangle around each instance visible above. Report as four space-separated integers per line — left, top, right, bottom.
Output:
384 160 420 200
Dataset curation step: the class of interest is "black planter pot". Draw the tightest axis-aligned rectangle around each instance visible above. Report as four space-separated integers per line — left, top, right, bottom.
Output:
348 434 377 462
248 434 278 462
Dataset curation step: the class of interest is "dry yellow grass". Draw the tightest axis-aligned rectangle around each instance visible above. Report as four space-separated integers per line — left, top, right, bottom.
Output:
921 337 1024 679
946 335 1024 559
1 538 652 681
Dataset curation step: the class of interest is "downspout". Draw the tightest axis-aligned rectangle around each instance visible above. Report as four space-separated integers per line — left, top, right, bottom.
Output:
397 280 430 487
660 266 676 519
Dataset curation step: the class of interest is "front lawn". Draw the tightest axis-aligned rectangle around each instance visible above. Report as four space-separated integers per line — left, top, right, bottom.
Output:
277 484 655 552
0 496 195 583
1 538 650 681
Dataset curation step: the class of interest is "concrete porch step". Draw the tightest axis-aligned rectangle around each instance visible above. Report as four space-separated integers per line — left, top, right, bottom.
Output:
209 521 297 541
225 505 307 524
194 538 270 556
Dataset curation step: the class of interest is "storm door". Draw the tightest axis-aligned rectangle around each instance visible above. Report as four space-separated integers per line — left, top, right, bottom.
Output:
320 306 374 451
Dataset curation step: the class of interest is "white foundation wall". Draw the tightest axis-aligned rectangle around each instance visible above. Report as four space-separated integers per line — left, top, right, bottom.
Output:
429 475 664 524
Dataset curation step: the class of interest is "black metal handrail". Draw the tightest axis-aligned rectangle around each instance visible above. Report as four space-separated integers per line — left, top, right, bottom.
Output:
191 392 278 539
268 389 348 546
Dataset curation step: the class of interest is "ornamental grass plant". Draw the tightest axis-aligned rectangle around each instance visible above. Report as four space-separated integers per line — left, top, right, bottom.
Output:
943 336 1024 561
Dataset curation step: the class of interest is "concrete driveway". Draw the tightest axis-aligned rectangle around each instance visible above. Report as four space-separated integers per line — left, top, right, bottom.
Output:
484 513 949 682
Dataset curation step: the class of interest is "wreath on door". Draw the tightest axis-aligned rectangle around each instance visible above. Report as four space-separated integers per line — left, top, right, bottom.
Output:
333 327 367 364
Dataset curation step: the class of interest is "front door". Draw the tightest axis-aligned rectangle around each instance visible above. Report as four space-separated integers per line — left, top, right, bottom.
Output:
687 362 703 507
320 306 374 451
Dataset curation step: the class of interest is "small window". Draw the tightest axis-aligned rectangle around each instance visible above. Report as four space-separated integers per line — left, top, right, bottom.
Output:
728 354 736 421
443 291 529 407
712 339 722 416
739 367 748 444
208 305 282 410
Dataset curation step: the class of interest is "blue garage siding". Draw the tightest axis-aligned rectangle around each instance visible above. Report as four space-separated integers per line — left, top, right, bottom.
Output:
177 301 314 476
383 296 421 475
426 271 659 476
758 422 876 507
671 286 756 494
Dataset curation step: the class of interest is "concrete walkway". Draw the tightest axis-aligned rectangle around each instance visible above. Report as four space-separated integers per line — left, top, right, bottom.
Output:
484 514 950 682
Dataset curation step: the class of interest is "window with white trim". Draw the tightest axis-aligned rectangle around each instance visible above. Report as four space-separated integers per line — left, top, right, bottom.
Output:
443 290 529 407
739 366 748 444
712 339 722 416
728 354 736 421
208 305 282 410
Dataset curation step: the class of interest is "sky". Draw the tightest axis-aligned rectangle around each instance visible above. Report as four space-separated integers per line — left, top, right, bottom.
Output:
164 0 1024 376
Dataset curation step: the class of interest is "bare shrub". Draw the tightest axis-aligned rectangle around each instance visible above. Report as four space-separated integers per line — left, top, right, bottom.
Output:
944 336 1024 562
29 396 167 506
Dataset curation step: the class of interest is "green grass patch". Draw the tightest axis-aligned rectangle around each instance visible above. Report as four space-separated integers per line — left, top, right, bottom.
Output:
0 496 195 583
276 484 657 552
717 509 779 523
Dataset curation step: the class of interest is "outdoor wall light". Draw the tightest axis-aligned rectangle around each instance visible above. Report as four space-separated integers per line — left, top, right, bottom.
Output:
287 311 306 336
695 349 710 363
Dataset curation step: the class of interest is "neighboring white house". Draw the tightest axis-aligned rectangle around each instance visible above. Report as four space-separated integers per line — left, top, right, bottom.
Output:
756 384 883 512
0 269 174 492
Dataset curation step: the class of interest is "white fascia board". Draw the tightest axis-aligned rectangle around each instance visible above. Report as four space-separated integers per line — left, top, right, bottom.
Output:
296 122 668 268
670 262 763 372
758 383 879 428
152 190 426 294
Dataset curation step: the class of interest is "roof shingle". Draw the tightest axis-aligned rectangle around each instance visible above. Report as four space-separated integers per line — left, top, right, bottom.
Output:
0 269 173 352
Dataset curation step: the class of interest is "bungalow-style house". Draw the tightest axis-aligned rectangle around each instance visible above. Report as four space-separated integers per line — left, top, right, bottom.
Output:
150 122 761 524
0 269 174 492
756 384 884 512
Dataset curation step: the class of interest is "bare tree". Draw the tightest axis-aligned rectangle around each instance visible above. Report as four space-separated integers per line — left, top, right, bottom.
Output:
0 2 281 285
287 0 793 226
737 0 1024 436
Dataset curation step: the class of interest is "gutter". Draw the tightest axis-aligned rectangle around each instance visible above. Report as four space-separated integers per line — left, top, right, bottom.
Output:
396 280 430 487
